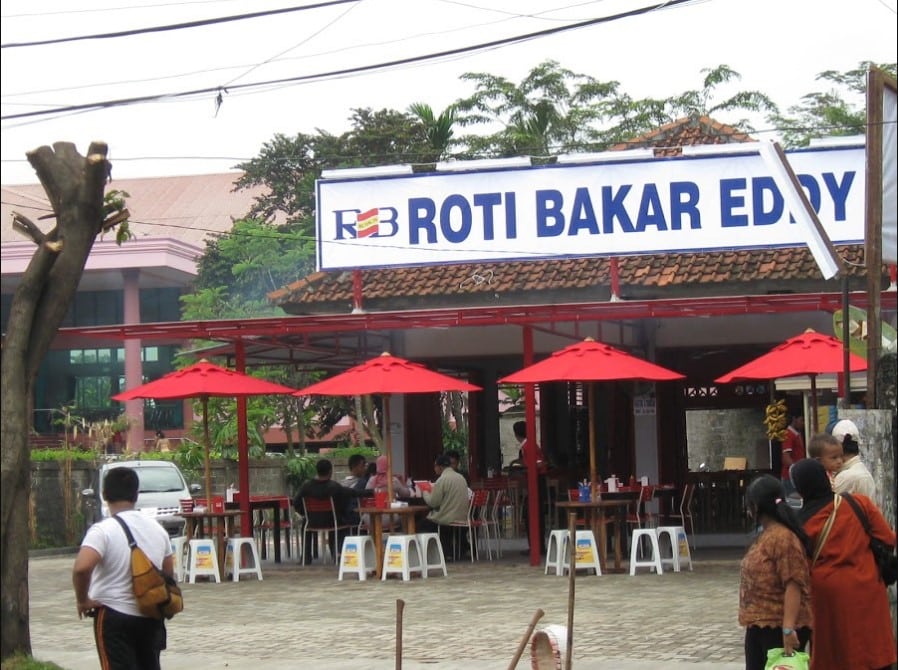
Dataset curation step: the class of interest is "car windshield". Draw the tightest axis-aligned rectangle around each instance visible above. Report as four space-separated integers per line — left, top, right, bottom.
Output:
134 468 185 493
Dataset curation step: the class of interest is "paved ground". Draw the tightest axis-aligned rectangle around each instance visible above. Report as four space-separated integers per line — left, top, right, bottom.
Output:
28 539 747 670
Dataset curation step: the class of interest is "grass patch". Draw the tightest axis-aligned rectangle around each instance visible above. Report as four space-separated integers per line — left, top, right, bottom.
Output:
0 654 66 670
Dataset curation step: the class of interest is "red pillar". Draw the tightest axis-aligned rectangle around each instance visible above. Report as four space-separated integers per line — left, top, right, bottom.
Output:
523 326 540 566
235 340 251 537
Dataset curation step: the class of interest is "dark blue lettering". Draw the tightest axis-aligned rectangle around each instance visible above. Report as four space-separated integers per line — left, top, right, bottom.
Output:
669 182 701 230
376 207 399 237
568 187 599 235
822 171 854 221
333 209 360 240
634 184 667 232
504 192 518 239
440 195 472 243
408 198 437 244
721 178 749 227
536 190 565 237
473 193 501 241
601 185 634 233
751 177 782 226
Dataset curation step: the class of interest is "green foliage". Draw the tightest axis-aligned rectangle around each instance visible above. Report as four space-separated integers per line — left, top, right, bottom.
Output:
768 61 897 147
327 445 380 461
0 653 65 669
284 455 318 497
29 449 97 462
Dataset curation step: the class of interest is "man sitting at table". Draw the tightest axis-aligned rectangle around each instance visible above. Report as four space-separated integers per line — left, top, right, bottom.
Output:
295 459 367 565
419 454 470 560
341 454 369 526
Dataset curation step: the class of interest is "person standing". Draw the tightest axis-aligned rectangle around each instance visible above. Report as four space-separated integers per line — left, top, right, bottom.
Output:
72 466 174 670
780 414 805 495
154 430 171 453
830 419 876 497
513 420 547 555
739 474 813 670
791 458 897 670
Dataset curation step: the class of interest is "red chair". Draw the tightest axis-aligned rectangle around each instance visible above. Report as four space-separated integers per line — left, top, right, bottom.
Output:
449 489 492 561
300 496 356 565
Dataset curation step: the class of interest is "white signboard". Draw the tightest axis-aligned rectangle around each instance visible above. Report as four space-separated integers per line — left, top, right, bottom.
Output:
315 146 864 271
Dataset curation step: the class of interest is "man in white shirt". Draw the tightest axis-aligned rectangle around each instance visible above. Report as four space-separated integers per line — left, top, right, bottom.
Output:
73 466 173 670
831 419 876 498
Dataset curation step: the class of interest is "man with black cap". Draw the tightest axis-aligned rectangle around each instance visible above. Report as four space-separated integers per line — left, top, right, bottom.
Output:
831 419 876 497
421 453 470 559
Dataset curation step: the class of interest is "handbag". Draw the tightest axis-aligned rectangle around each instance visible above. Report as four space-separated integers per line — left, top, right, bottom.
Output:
840 493 898 586
113 516 184 619
764 648 810 670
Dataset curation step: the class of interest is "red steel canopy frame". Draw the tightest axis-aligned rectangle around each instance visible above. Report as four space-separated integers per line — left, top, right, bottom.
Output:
58 289 896 565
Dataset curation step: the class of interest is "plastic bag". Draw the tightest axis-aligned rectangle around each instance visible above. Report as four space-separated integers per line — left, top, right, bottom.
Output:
765 648 809 670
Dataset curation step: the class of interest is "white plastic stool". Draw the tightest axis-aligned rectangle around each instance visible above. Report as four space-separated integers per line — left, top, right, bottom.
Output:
629 528 663 575
562 530 602 576
544 530 569 576
338 535 377 581
170 536 188 582
381 534 424 581
416 532 448 578
187 538 221 583
224 537 263 582
655 525 693 572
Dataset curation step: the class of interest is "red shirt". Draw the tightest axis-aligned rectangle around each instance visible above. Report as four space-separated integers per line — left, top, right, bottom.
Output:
780 426 805 479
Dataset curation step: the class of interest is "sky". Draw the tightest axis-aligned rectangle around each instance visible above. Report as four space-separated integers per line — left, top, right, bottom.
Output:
1 0 896 185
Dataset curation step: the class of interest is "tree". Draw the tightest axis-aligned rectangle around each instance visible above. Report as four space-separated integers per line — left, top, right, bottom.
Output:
768 61 897 148
1 141 128 659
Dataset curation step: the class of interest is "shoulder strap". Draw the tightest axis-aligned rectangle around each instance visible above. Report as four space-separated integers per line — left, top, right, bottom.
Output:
812 495 841 565
112 514 138 549
839 492 872 536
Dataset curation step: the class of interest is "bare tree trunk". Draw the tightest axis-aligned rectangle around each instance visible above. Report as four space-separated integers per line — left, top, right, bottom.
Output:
1 142 113 660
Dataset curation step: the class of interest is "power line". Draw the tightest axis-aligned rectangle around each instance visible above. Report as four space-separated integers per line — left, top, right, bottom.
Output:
1 0 700 122
0 0 359 49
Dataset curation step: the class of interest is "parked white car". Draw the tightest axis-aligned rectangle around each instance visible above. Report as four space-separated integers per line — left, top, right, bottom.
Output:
82 460 199 537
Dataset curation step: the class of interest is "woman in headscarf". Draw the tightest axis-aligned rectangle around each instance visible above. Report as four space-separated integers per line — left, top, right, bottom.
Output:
791 457 896 670
738 474 813 669
365 455 411 531
365 455 411 498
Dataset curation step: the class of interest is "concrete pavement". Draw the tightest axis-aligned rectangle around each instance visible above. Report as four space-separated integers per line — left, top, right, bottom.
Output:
28 540 747 669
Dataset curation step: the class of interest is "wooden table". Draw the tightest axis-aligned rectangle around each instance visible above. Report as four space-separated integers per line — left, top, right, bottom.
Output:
181 510 242 577
358 505 429 579
555 499 632 573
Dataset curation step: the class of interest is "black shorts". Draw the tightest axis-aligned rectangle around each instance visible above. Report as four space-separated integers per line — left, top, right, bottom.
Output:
94 606 166 670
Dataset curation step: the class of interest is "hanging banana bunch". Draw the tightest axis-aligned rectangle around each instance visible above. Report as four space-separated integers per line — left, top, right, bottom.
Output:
764 399 788 441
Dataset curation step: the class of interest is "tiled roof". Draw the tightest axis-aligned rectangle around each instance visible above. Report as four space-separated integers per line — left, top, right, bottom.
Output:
271 115 871 315
1 173 273 246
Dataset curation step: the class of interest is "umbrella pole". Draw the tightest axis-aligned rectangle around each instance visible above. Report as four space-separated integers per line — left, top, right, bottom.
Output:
810 375 819 433
588 382 598 498
384 395 394 503
202 396 213 508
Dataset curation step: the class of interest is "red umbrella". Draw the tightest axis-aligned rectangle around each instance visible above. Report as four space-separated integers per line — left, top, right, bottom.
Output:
715 329 867 432
499 337 684 495
293 352 481 501
112 359 297 506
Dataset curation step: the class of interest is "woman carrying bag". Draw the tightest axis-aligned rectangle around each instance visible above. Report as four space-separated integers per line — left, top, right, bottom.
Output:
739 474 813 670
791 456 897 670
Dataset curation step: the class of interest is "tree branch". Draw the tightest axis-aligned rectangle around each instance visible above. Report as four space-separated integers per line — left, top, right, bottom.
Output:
10 212 45 245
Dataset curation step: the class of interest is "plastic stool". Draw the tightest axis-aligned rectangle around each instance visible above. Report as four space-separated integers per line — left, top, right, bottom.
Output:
187 538 221 583
169 536 188 582
381 534 424 581
416 532 448 578
629 528 663 576
544 530 569 576
656 525 693 572
338 535 377 581
224 537 263 582
562 530 602 576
